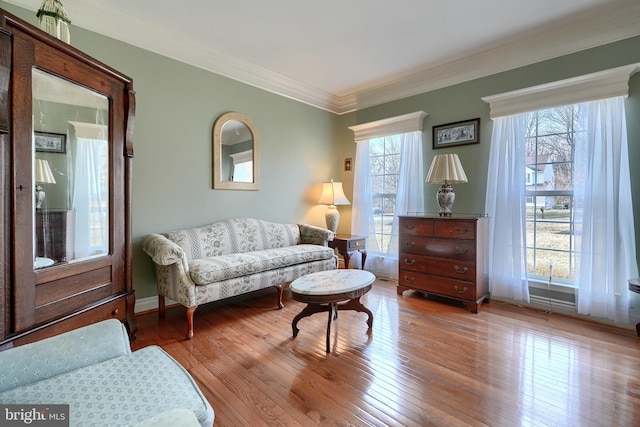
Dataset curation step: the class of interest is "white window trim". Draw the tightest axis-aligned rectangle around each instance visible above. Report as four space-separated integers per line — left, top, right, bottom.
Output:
230 149 252 164
482 63 640 118
69 121 108 140
348 111 427 142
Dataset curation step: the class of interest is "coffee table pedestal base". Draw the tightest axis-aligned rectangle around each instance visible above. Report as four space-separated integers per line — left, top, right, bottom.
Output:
292 285 373 353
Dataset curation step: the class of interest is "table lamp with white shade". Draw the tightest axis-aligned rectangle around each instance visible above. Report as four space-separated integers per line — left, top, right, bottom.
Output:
318 180 350 233
35 158 56 210
425 153 467 216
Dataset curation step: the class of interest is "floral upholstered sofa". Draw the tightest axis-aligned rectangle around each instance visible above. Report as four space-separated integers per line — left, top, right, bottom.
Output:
142 218 338 338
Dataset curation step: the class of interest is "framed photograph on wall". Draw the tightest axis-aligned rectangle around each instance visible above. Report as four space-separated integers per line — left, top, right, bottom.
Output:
432 118 480 149
34 131 66 153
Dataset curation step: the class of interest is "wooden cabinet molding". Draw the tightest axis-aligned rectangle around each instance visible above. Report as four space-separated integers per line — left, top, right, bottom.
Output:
0 8 136 346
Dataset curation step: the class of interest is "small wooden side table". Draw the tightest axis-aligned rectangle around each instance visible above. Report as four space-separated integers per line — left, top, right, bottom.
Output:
329 234 367 269
629 278 640 336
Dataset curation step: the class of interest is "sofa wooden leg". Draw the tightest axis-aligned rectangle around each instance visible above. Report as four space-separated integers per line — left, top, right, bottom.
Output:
158 295 166 318
275 284 285 309
185 305 197 340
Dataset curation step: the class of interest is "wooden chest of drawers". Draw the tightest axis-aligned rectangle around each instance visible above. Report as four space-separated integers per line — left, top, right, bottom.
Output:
398 216 489 313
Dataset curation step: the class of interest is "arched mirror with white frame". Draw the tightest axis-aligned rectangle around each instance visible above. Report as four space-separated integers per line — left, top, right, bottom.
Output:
212 112 260 190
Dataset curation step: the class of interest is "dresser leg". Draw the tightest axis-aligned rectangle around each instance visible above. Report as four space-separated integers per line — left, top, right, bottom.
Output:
396 286 405 296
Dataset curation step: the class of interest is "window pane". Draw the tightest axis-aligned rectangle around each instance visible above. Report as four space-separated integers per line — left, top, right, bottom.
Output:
524 106 577 284
369 136 400 252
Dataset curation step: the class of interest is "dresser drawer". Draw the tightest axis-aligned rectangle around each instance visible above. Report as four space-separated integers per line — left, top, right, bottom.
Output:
398 270 476 300
399 236 476 260
400 254 476 282
434 221 476 240
399 218 434 237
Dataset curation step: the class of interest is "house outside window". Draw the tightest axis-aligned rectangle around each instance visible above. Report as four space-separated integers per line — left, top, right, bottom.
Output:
524 106 577 284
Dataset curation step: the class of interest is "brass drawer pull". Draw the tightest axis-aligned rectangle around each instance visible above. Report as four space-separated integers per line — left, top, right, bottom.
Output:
405 224 416 230
455 246 468 254
454 285 468 294
454 266 468 274
403 275 415 283
354 241 361 247
404 258 415 266
451 227 469 234
404 241 415 248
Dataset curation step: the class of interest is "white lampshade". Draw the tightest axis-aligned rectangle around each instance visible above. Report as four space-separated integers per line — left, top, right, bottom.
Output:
37 0 71 43
317 180 350 206
318 180 350 233
35 158 56 210
35 159 56 184
425 154 467 217
425 153 468 184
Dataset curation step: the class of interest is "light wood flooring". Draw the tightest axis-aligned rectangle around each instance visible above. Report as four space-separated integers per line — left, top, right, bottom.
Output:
132 278 640 426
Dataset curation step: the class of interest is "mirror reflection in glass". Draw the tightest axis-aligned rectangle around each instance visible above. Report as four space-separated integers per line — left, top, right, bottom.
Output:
32 68 110 269
212 112 259 190
221 120 253 183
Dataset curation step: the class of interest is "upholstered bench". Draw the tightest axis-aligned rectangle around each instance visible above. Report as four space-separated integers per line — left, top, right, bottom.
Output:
143 218 338 339
0 319 214 427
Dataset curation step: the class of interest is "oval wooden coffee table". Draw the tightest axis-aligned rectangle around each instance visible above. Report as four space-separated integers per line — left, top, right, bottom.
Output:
290 269 375 353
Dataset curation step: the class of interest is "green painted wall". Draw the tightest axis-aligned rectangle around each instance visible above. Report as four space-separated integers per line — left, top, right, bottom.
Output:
338 35 640 274
3 3 341 299
5 3 640 306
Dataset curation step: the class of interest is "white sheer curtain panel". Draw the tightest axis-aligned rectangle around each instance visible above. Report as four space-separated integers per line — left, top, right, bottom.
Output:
484 114 530 303
351 130 424 278
73 138 108 258
574 96 638 322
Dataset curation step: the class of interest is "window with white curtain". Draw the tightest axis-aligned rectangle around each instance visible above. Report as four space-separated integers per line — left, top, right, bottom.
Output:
69 121 109 258
482 64 639 323
349 111 427 278
230 149 253 183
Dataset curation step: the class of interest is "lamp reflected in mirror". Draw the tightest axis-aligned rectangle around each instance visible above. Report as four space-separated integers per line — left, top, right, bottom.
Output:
35 158 56 210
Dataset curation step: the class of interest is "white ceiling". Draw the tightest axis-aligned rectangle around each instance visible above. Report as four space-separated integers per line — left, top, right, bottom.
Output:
6 0 640 114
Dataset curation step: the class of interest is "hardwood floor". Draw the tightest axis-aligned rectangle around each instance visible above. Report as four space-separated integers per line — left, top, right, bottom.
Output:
132 278 640 426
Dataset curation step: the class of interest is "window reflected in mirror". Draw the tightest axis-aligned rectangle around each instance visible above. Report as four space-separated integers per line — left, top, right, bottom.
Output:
212 112 259 190
32 68 110 269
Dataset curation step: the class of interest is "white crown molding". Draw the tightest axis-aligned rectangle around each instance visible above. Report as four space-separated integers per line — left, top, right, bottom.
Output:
348 111 428 142
351 0 640 113
481 63 640 118
4 0 640 115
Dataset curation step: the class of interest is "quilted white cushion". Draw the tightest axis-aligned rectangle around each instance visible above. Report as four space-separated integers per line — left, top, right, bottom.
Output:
0 346 214 427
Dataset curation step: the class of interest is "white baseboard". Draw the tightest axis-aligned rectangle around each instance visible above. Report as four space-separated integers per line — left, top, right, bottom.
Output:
134 296 178 313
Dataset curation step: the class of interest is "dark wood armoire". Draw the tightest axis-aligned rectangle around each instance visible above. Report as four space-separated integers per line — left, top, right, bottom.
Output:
0 9 136 347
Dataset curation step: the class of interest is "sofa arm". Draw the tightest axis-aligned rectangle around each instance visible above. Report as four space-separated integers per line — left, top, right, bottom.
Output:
143 233 185 265
0 319 131 393
298 224 334 246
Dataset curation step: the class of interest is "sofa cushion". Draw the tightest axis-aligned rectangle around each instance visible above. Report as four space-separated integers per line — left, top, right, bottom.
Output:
163 218 302 260
189 244 335 285
0 319 131 393
0 346 214 427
